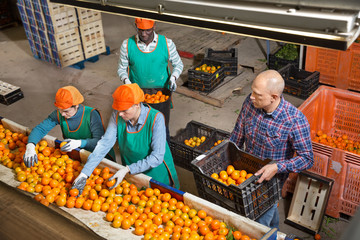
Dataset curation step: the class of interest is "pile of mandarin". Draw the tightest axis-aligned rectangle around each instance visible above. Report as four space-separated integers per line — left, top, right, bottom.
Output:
211 165 253 186
184 136 206 148
144 91 169 104
0 124 257 240
195 64 221 74
313 130 360 155
210 140 224 149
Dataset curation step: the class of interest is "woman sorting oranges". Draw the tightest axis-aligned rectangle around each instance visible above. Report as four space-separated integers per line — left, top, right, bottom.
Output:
72 83 180 194
23 86 115 168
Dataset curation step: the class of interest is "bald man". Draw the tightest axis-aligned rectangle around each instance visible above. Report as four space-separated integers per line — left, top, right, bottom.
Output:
230 70 313 229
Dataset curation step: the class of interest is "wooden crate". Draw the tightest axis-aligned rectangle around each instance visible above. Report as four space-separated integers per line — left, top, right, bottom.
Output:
79 20 106 59
41 0 74 16
0 81 24 106
76 8 102 25
45 8 78 34
48 27 81 52
79 20 104 42
82 37 106 59
56 44 84 68
285 171 333 235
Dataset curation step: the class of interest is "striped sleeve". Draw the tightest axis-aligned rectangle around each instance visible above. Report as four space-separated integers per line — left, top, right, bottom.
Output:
166 38 184 79
117 39 130 82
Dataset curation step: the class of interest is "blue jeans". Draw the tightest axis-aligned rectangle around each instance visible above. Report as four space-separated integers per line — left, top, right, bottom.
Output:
256 203 279 229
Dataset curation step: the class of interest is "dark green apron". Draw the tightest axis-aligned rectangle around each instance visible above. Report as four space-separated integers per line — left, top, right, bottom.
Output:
116 107 179 189
58 105 116 161
128 34 170 89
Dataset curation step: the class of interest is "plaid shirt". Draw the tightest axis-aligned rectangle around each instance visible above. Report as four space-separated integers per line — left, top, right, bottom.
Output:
230 95 313 175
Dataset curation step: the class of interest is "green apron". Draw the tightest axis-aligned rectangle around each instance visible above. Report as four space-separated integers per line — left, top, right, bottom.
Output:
58 105 116 161
128 34 170 89
116 107 180 189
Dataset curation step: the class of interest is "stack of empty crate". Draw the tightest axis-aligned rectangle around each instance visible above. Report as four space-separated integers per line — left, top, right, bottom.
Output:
16 0 106 68
77 9 106 59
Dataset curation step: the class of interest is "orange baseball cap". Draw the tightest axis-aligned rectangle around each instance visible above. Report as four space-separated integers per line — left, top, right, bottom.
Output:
135 18 154 29
54 86 84 109
112 83 145 111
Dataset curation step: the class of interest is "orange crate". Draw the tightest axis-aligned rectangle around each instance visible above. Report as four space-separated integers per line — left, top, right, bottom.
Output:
305 42 360 92
283 86 360 218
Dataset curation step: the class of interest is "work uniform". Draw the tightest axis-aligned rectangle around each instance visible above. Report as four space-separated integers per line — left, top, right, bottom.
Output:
117 105 179 188
82 103 180 189
118 32 183 88
127 34 170 88
28 105 115 161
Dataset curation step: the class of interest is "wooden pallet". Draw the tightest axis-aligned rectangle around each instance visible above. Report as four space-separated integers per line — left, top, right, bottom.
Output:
176 66 266 107
173 37 272 107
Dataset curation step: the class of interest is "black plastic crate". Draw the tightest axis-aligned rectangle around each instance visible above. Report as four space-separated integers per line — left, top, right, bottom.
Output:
197 129 230 152
0 81 24 105
269 44 299 70
170 121 216 170
278 64 320 100
205 48 238 76
188 59 225 93
191 140 280 220
142 88 171 127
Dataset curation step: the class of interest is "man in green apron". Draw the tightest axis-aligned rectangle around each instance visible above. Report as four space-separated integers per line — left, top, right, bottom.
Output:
72 83 179 194
117 18 184 142
23 86 115 167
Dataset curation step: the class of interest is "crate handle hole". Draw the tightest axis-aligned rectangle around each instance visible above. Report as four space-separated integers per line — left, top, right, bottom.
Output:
304 192 308 202
300 205 305 216
311 209 316 220
307 179 312 189
315 196 319 207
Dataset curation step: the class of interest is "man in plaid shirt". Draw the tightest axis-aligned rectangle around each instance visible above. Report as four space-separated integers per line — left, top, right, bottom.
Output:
230 70 313 229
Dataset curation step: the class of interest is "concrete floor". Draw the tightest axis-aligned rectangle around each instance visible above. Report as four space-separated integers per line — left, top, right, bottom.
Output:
0 12 350 240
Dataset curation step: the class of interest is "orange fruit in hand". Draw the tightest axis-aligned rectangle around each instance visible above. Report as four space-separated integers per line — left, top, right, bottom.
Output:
69 188 79 197
59 141 67 148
